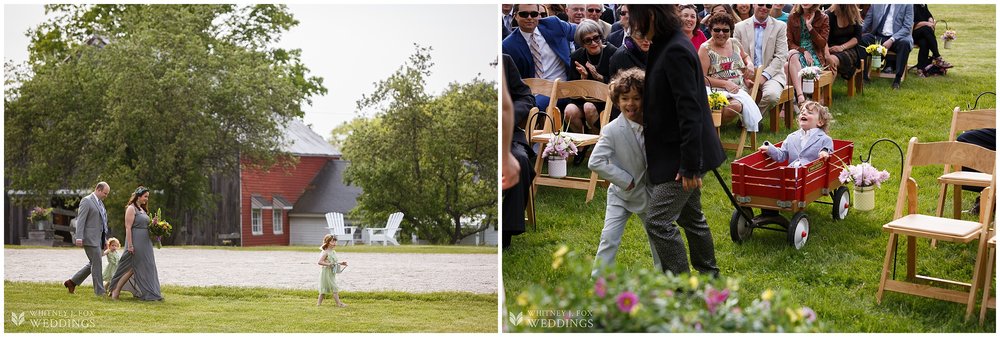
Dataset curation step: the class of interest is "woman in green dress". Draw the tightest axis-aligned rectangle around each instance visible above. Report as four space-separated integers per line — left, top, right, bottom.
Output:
785 4 829 104
318 234 348 307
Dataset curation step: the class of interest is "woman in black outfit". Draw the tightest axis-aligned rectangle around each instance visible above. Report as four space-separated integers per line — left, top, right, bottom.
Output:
912 4 953 76
824 4 863 80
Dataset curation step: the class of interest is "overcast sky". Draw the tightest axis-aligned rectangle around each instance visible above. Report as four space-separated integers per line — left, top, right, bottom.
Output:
4 4 498 141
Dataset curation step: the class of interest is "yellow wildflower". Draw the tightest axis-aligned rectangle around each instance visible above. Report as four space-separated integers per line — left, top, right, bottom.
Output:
761 289 774 301
688 276 699 290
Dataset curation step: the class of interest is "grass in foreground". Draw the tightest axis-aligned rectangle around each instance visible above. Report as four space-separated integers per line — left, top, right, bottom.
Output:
503 4 995 333
3 281 496 333
4 244 497 254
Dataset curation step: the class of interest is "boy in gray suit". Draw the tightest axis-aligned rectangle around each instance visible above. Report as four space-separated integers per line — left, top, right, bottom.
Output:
759 101 834 168
588 68 661 277
65 182 111 296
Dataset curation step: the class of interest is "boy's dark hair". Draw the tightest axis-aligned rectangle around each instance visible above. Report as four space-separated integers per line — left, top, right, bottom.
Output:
609 67 645 105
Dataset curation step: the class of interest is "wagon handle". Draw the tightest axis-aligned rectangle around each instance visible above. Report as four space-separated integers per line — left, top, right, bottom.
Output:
967 91 995 110
712 168 754 224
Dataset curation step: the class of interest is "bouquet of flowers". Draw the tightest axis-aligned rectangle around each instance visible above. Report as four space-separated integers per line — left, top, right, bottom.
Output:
798 66 824 80
27 206 53 223
148 208 173 249
865 43 888 57
838 162 890 188
941 30 957 41
541 134 578 160
707 91 729 110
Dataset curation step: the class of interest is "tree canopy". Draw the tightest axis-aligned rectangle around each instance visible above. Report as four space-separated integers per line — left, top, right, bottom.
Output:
343 45 497 244
5 5 325 241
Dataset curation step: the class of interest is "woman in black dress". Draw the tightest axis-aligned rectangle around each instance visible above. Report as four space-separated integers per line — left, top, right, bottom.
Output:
823 4 863 80
912 4 953 76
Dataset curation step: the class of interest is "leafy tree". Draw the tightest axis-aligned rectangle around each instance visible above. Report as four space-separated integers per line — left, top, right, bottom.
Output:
343 45 497 244
5 5 325 243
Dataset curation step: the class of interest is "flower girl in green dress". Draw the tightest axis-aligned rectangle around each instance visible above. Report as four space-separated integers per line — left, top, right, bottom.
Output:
102 238 121 291
318 234 348 307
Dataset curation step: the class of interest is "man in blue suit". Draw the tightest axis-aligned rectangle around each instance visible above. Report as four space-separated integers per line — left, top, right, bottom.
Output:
502 3 576 113
861 4 913 90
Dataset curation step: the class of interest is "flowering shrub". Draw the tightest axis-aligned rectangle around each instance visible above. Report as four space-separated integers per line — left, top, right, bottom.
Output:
865 43 888 57
707 91 729 110
541 134 578 160
505 246 825 332
798 66 823 80
941 30 957 41
27 206 53 223
838 162 890 188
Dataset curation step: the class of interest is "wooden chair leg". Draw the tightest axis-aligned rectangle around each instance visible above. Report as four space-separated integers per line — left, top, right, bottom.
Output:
878 232 899 304
966 239 990 321
954 185 964 219
906 236 917 280
585 171 599 203
784 99 794 129
735 128 748 158
980 245 996 325
769 105 780 132
526 184 537 231
936 183 949 217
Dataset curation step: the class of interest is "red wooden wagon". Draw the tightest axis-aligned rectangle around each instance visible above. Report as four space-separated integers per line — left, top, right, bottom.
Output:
728 139 854 249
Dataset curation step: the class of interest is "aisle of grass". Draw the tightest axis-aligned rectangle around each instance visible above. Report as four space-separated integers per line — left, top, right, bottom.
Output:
3 281 496 332
4 244 497 255
502 5 995 332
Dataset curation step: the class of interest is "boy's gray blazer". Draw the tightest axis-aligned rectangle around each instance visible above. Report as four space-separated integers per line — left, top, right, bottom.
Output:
588 116 650 214
74 193 107 248
765 128 834 165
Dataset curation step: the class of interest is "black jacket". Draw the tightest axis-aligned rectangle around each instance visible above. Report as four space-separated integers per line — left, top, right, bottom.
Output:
609 36 647 79
643 29 725 183
502 54 537 156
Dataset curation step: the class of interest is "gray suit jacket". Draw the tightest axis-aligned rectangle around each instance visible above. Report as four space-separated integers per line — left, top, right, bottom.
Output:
733 16 788 85
588 116 650 213
765 128 834 167
74 193 107 248
862 4 914 47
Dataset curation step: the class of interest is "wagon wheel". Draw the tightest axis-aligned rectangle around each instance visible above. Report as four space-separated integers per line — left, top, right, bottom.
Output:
787 211 809 250
729 207 755 243
831 186 850 220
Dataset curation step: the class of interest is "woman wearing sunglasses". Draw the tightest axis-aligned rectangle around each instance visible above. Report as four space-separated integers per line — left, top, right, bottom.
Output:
698 13 757 125
565 19 618 138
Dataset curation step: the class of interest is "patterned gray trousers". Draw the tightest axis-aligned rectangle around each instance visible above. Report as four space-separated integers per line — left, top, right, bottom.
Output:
645 179 720 277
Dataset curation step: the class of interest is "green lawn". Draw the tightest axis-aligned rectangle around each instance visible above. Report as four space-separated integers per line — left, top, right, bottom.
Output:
3 281 496 332
503 5 995 333
4 244 497 255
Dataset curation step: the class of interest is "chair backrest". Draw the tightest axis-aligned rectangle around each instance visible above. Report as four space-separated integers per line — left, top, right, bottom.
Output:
749 67 764 102
325 212 345 235
552 79 614 129
385 212 404 234
523 78 562 134
895 137 997 219
948 107 995 140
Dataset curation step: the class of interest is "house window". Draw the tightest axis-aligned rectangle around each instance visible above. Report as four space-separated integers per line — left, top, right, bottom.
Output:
251 208 263 235
273 208 284 234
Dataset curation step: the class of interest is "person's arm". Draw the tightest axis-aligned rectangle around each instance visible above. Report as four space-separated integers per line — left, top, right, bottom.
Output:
74 198 91 247
891 6 914 43
787 18 802 52
813 13 830 51
124 205 135 253
765 23 789 81
666 43 707 183
588 125 634 190
501 77 520 190
318 251 332 267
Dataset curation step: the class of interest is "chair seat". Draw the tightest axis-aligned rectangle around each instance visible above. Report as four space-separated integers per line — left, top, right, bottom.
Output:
884 214 982 240
938 171 992 187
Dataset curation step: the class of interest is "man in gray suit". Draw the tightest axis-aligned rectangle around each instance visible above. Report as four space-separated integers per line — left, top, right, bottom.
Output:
587 68 660 277
861 4 913 90
733 4 788 111
65 182 110 295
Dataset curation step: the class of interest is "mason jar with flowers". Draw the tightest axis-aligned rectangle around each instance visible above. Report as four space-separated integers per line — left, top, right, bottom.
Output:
798 66 823 95
941 30 956 49
28 206 53 230
865 43 888 70
838 162 890 211
542 134 578 179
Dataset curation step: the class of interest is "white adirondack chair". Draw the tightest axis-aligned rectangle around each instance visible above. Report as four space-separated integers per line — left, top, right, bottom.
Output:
325 212 356 245
366 212 404 246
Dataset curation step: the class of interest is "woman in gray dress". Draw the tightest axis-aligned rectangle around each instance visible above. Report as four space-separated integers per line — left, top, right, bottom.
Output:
108 186 163 301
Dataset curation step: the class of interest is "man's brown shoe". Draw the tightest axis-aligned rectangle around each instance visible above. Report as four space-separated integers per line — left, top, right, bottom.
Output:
64 279 76 294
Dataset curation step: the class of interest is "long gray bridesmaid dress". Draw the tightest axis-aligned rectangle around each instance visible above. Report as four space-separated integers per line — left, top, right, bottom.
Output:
108 207 163 301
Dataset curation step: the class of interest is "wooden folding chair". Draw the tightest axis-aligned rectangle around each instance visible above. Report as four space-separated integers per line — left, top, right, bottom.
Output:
876 138 996 321
713 67 762 158
811 70 835 107
935 107 996 219
522 78 561 134
846 59 865 97
528 79 611 203
766 85 796 133
868 51 907 81
980 233 997 325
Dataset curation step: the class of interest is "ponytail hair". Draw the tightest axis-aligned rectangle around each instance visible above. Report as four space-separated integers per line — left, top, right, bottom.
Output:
320 234 335 251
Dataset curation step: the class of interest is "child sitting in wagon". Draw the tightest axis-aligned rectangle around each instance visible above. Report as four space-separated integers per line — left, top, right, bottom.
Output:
758 101 834 168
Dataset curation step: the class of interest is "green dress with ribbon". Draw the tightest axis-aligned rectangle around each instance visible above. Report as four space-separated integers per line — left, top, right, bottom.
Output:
319 248 343 294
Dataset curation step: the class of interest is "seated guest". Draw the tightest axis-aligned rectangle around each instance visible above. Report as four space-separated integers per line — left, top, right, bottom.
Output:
609 30 651 80
680 5 708 48
501 4 575 125
566 4 587 25
770 3 790 22
734 4 789 112
606 5 629 48
785 4 829 103
585 4 613 37
824 4 863 80
701 4 741 37
698 13 761 128
912 4 954 77
956 127 996 215
501 54 537 249
566 19 617 138
861 4 913 90
734 4 753 22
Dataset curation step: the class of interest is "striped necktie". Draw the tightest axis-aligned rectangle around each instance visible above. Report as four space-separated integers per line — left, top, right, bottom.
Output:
528 34 544 78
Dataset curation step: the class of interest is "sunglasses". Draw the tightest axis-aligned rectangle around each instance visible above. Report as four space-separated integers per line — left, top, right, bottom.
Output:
712 28 732 33
517 11 540 18
587 8 603 13
756 4 773 8
582 35 603 45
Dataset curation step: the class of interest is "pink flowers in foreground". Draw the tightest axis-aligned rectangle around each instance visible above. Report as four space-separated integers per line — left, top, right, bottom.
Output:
616 291 638 313
704 287 730 314
838 162 890 188
594 277 607 298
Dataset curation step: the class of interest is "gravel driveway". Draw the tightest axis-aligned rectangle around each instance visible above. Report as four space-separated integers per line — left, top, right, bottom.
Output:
4 248 497 294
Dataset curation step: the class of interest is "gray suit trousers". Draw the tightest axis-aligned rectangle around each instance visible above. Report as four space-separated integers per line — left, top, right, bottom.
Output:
646 180 720 277
71 245 105 296
591 206 662 277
